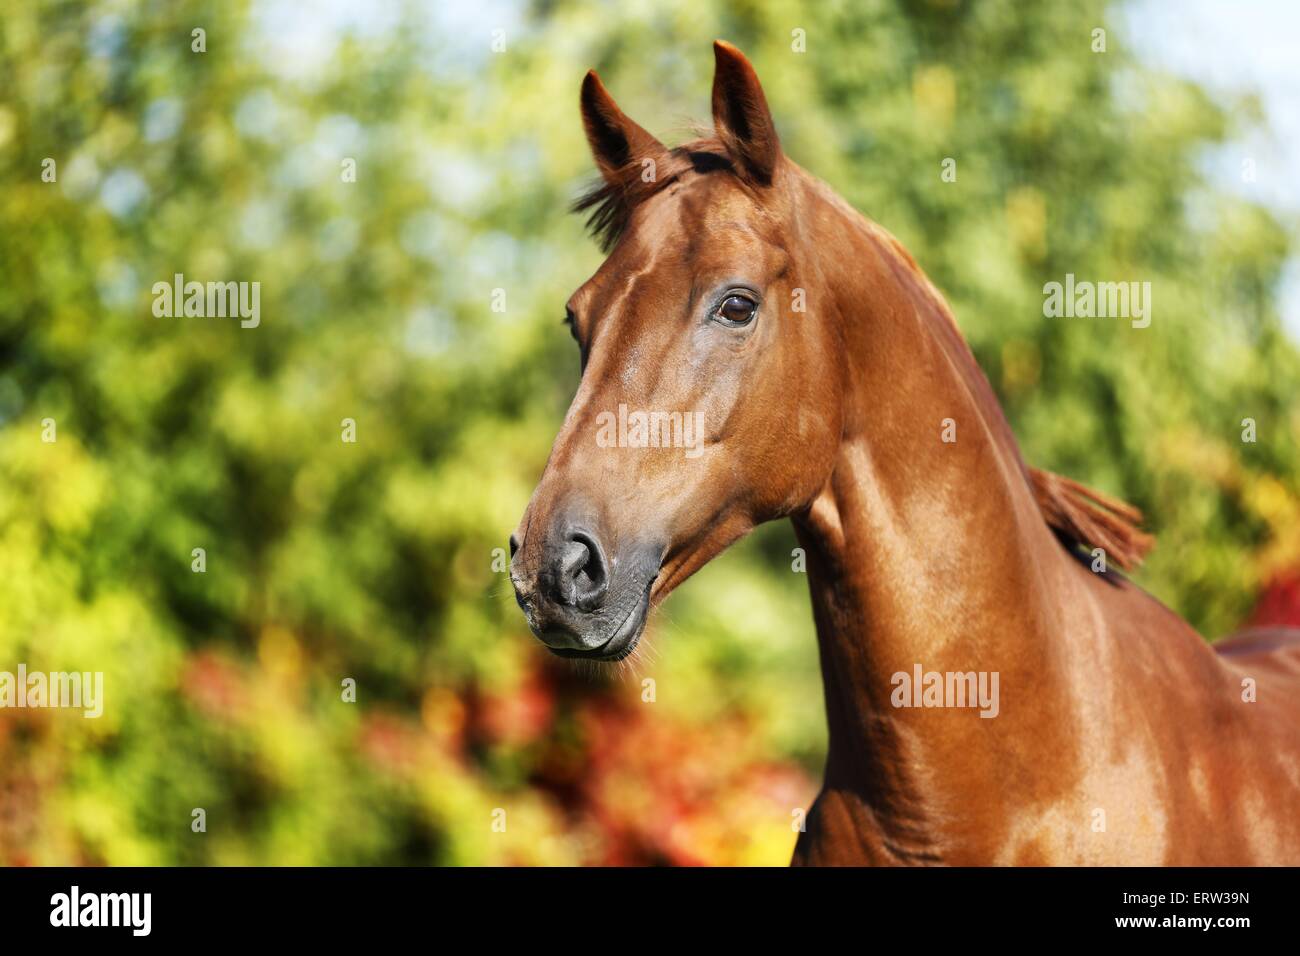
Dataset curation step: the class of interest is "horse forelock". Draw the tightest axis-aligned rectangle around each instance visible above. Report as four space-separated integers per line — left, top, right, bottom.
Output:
573 138 736 251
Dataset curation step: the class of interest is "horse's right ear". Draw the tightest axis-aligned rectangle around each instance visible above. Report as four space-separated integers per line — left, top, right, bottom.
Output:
580 70 667 188
711 40 781 185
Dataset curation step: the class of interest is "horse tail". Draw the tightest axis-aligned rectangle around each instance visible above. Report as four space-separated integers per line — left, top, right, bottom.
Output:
1029 468 1154 571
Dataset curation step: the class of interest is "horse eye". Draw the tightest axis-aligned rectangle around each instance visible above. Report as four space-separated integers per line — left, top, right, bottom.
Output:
716 294 757 326
564 307 578 340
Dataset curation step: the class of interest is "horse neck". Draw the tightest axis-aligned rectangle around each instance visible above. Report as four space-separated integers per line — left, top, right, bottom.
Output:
789 171 1102 854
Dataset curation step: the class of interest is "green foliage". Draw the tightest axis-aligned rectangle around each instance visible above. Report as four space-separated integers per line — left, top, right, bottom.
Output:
0 0 1295 864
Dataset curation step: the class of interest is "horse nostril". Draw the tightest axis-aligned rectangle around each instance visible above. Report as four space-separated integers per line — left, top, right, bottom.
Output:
509 534 520 559
552 530 609 611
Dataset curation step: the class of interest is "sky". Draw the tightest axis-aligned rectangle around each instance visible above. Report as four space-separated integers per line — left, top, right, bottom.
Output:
1128 0 1300 337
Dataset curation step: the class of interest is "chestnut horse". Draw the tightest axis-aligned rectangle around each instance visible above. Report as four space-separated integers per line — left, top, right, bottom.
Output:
509 41 1300 865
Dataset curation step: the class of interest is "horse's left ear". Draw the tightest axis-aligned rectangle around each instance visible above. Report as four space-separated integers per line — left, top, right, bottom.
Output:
711 40 781 185
580 70 668 188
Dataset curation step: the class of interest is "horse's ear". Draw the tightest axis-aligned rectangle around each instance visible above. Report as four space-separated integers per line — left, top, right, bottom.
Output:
580 70 667 187
711 40 781 185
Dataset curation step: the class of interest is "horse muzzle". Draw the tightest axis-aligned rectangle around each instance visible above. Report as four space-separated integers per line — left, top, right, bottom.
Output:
509 522 659 662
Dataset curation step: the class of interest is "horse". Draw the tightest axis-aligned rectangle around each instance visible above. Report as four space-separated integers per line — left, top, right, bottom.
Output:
509 41 1300 865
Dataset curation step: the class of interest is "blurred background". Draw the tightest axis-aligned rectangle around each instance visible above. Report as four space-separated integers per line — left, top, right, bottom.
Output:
1 0 1298 865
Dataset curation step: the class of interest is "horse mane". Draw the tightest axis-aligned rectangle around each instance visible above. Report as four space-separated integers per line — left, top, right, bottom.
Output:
1028 469 1153 570
572 138 1155 571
